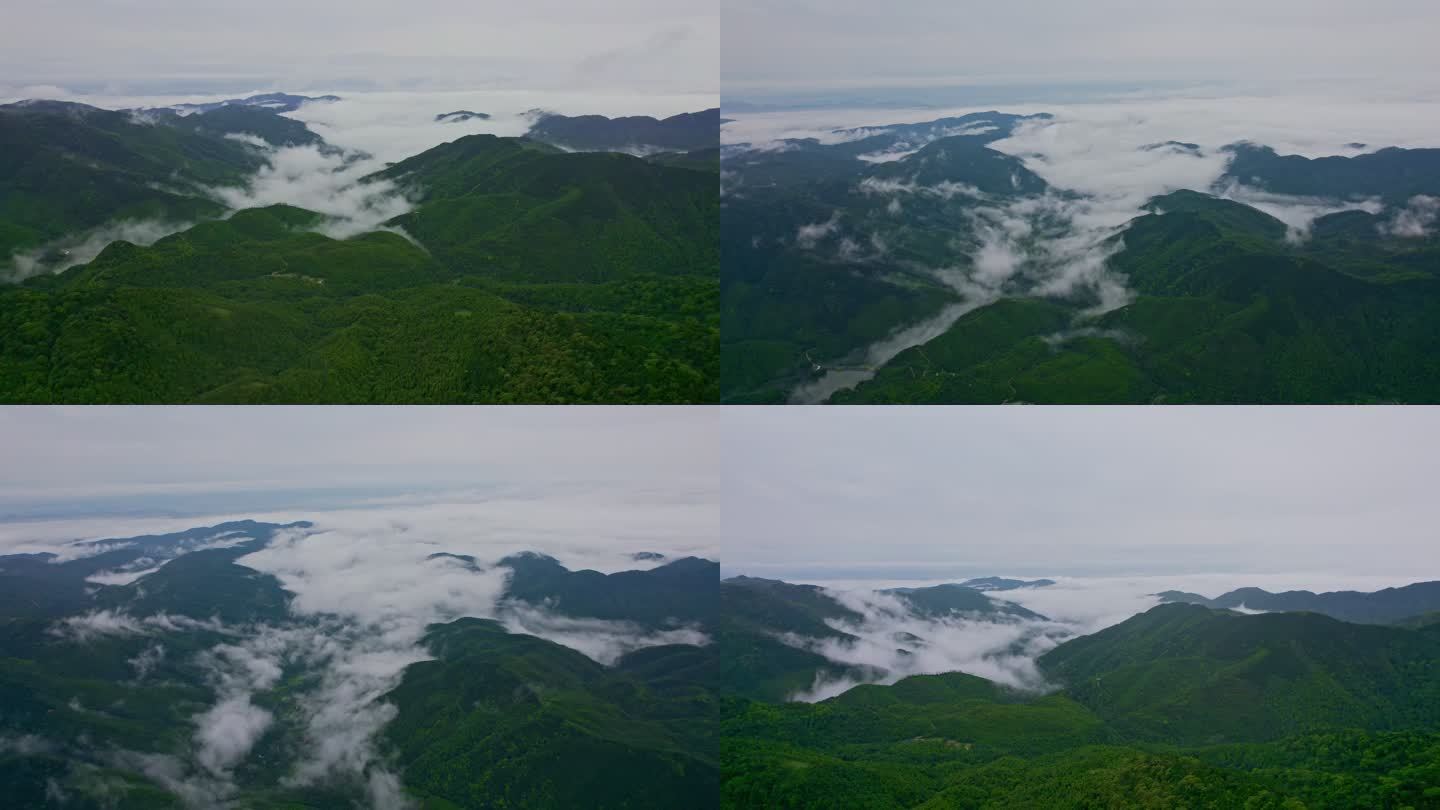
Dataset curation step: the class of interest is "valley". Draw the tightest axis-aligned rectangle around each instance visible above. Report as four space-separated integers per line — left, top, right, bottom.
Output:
0 94 720 403
719 109 1440 404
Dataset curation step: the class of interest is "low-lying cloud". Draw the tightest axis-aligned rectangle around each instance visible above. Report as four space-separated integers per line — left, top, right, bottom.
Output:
52 610 229 643
768 570 1423 702
6 219 196 283
6 87 719 282
783 588 1066 702
732 93 1440 400
206 145 417 240
500 604 709 666
1384 195 1440 238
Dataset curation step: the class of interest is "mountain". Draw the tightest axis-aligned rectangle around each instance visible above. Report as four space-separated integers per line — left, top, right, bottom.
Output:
377 133 720 284
0 521 719 809
646 147 721 173
720 113 1062 402
434 110 490 123
830 185 1440 404
721 110 1440 404
960 576 1056 591
883 583 1047 620
0 123 719 403
726 111 1050 185
161 92 341 115
1155 580 1440 625
526 108 720 153
722 669 1440 808
0 99 280 262
721 576 861 640
1039 603 1440 743
383 617 717 810
718 577 868 702
717 577 1051 702
1223 142 1440 203
721 599 1440 808
863 136 1048 195
499 552 718 629
0 520 305 620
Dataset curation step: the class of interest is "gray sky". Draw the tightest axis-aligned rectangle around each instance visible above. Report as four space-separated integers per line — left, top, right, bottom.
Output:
0 406 716 513
1 0 716 96
724 0 1440 97
722 407 1440 580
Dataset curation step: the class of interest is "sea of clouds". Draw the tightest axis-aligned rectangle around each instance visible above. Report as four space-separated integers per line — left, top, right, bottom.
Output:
763 569 1421 702
7 485 717 809
724 92 1440 401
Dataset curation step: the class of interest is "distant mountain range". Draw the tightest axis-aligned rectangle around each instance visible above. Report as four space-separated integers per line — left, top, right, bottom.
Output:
720 110 1440 404
0 521 718 809
1156 580 1440 625
0 97 720 403
157 91 341 115
526 108 721 153
959 576 1056 591
434 109 490 123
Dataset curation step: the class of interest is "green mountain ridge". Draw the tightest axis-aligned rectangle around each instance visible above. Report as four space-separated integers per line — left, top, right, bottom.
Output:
2 103 720 403
833 186 1440 404
384 617 717 810
1155 581 1440 625
1 138 719 403
0 521 721 808
721 597 1440 808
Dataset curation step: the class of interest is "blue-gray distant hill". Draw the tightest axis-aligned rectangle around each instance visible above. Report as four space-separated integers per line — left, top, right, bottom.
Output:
1156 580 1440 625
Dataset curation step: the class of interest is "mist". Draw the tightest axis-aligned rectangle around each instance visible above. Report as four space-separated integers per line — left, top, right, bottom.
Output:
726 92 1440 399
2 407 718 806
4 86 719 282
783 587 1066 701
770 569 1425 702
5 219 196 283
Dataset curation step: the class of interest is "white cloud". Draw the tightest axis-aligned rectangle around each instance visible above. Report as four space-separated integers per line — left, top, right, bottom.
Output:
795 212 840 249
7 219 196 283
1383 195 1440 237
193 695 273 776
53 610 147 641
1214 179 1383 242
500 604 709 665
129 644 166 680
0 734 54 755
732 93 1440 400
5 87 718 282
205 145 416 240
779 587 1065 702
768 568 1427 701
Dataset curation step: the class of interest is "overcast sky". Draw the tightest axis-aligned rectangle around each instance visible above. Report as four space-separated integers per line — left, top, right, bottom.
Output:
722 407 1440 580
0 0 716 96
0 406 715 510
724 0 1440 97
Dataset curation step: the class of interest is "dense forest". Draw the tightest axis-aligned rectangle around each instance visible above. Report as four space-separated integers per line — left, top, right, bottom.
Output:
719 591 1440 809
0 98 719 403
